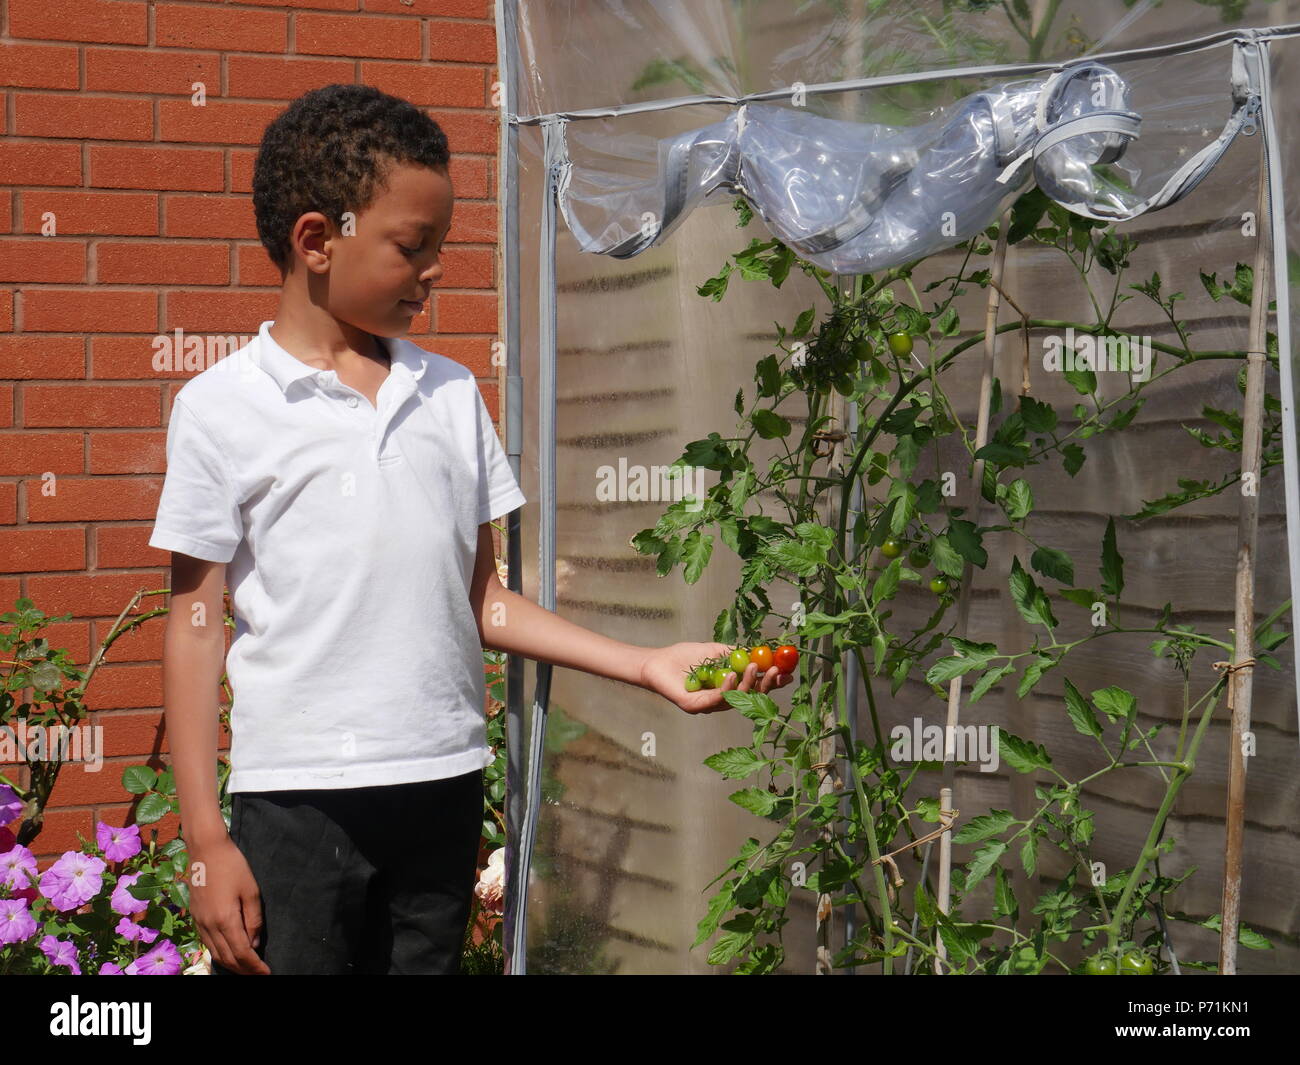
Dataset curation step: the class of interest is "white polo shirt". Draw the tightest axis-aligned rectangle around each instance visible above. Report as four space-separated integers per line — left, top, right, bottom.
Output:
148 320 526 793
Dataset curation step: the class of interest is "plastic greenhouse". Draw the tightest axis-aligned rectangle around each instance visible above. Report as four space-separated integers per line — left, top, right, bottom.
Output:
493 0 1300 975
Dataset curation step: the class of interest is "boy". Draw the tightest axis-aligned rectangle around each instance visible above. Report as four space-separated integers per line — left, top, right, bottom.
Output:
149 83 791 976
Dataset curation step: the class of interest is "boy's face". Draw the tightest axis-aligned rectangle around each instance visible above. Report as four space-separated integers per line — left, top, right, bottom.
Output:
309 159 453 339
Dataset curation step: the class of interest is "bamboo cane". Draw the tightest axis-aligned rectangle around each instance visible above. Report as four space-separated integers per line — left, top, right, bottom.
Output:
934 210 1011 971
1218 147 1271 975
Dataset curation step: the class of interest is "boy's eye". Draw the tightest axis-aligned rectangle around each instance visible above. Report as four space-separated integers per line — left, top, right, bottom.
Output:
398 243 420 255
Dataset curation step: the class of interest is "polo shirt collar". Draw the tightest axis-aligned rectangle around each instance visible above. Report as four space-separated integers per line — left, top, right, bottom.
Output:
252 319 427 394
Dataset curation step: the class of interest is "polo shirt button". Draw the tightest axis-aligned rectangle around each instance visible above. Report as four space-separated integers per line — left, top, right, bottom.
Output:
347 396 359 408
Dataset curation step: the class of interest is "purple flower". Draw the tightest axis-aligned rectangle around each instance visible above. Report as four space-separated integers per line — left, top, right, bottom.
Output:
0 784 23 827
125 938 182 975
111 872 149 916
38 851 106 912
99 961 126 975
0 898 38 945
115 916 159 944
95 822 142 863
1 842 37 892
40 934 82 975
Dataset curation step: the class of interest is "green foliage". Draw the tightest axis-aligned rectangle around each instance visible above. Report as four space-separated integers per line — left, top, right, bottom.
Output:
628 150 1288 974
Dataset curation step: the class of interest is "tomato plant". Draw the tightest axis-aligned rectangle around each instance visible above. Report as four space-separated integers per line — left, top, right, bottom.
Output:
635 176 1285 975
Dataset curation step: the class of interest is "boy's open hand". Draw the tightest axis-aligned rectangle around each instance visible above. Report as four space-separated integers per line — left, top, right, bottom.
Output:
638 642 793 714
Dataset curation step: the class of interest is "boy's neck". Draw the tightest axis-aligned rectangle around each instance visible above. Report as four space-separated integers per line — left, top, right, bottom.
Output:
268 314 390 374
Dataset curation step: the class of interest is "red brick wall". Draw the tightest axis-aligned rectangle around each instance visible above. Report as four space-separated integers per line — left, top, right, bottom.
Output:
0 0 504 859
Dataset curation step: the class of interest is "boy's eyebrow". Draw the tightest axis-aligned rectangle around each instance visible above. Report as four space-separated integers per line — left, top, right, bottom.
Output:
404 220 451 235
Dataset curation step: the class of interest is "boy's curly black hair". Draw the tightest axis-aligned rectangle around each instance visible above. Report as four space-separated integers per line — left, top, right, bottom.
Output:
252 83 450 275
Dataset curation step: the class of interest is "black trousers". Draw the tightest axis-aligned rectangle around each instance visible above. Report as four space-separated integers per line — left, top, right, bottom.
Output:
211 768 484 975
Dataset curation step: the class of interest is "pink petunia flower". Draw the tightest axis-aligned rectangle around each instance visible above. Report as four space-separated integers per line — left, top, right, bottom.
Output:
0 785 23 828
99 961 126 975
125 938 182 975
0 898 38 945
1 842 37 893
110 872 149 916
95 822 142 863
115 916 159 944
40 934 82 975
38 851 106 912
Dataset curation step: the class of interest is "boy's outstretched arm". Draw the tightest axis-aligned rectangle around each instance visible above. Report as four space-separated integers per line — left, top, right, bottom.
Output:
469 522 792 714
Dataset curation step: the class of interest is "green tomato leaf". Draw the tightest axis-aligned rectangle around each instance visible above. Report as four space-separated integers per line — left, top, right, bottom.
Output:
953 809 1016 844
1005 478 1033 522
682 530 714 584
1009 557 1058 631
751 408 791 439
728 787 780 817
1100 517 1124 597
964 840 1008 892
1030 546 1074 585
969 663 1016 706
931 533 964 579
947 519 987 568
1062 442 1086 476
707 743 764 780
1091 685 1137 722
873 558 902 603
999 730 1053 773
1063 677 1104 737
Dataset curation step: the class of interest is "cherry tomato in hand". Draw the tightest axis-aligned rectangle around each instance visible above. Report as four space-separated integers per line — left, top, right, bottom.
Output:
683 672 702 693
749 645 774 671
880 537 902 558
774 645 799 674
729 648 752 674
710 665 733 689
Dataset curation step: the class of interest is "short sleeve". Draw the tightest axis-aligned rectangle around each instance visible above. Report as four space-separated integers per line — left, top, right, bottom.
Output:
148 396 243 563
474 384 526 525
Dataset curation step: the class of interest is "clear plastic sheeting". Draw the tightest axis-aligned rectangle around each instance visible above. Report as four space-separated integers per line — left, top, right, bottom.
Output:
552 42 1260 273
499 0 1300 975
512 0 1297 119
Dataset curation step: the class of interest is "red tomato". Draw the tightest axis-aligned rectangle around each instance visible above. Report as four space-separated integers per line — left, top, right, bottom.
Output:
774 645 799 674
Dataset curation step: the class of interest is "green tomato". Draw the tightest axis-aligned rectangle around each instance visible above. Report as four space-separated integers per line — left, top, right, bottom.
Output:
1120 950 1154 975
880 537 903 558
887 332 914 358
728 648 752 674
929 575 951 596
1084 953 1117 975
908 545 931 568
683 672 703 693
710 665 733 688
